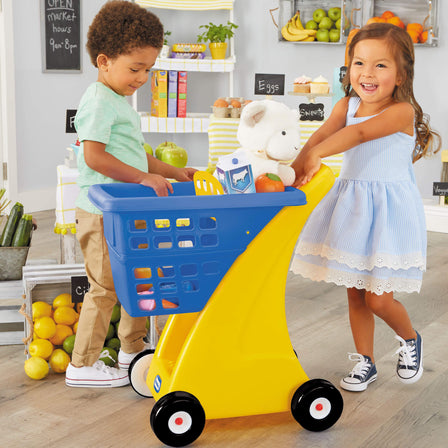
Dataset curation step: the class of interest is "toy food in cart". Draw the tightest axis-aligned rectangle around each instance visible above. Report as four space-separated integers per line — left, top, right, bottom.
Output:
215 153 255 194
255 173 285 193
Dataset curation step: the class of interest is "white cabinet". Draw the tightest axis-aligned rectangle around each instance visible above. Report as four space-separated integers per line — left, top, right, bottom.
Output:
134 0 236 134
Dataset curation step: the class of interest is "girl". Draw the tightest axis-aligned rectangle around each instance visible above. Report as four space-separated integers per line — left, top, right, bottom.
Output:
290 23 440 392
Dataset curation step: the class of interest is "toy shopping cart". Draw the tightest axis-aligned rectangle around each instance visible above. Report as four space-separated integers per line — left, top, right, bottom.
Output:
88 165 342 447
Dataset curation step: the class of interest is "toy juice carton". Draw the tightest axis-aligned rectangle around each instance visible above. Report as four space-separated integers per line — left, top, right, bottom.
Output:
215 153 255 194
177 71 187 118
167 71 178 118
151 70 167 117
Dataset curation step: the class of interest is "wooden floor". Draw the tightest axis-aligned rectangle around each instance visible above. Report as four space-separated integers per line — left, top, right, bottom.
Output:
1 210 447 448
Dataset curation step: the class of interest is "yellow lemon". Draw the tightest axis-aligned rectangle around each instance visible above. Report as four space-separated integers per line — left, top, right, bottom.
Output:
72 321 78 334
34 316 57 339
53 306 78 326
49 324 73 346
32 301 52 321
24 356 49 380
52 293 74 309
28 339 54 360
49 349 71 373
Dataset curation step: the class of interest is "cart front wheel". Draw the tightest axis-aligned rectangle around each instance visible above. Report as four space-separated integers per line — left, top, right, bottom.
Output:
150 391 205 447
291 378 343 432
129 349 155 398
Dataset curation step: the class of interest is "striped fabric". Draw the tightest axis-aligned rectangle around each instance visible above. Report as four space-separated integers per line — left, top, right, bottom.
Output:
55 165 79 235
135 0 234 10
140 114 210 133
207 118 343 176
207 115 240 171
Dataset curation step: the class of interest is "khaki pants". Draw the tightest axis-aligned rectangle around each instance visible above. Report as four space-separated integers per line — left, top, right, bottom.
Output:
71 208 147 367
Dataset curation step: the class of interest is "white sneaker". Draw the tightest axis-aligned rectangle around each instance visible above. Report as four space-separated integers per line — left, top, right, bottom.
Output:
118 342 152 370
65 361 129 388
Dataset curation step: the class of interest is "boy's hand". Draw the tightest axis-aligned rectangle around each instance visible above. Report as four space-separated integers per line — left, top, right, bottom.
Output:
140 173 174 196
173 167 197 182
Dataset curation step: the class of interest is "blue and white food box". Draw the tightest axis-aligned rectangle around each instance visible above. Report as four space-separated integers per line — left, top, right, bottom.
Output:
215 153 255 194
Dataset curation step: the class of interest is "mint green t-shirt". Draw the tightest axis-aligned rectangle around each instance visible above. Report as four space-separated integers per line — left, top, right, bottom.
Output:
74 82 148 214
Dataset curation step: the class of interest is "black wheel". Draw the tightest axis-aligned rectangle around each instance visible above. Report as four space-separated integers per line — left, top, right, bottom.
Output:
129 349 155 398
150 391 206 447
291 378 343 432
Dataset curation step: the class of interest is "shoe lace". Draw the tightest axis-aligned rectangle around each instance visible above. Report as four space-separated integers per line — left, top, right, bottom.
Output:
347 353 371 379
93 358 118 374
394 335 417 368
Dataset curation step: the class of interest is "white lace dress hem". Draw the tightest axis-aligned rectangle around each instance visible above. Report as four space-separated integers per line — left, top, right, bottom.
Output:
291 259 422 294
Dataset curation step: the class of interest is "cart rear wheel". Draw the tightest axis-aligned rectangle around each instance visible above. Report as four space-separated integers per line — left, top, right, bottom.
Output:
291 378 343 432
150 391 205 447
129 349 155 398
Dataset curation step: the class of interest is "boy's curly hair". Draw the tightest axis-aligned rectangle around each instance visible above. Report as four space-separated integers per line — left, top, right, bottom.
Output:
86 1 163 67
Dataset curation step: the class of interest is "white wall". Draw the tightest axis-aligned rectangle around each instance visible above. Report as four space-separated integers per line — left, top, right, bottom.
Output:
11 0 447 212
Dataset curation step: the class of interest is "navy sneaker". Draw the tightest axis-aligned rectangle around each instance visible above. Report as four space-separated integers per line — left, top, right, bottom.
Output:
395 331 423 384
340 353 378 392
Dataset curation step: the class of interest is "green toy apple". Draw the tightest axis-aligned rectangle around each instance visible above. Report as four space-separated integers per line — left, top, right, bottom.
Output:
161 144 188 168
313 8 326 24
143 142 153 156
328 7 341 22
319 17 334 30
316 28 330 42
305 20 318 30
335 18 342 30
155 141 177 160
329 28 340 42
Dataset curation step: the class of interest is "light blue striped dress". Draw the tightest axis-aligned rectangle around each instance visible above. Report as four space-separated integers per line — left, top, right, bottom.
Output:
291 97 426 294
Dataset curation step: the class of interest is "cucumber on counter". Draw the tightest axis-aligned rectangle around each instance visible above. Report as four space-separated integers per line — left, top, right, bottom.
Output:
12 213 33 247
0 202 24 246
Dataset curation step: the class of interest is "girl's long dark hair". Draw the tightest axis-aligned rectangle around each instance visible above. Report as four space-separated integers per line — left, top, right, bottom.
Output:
343 23 440 162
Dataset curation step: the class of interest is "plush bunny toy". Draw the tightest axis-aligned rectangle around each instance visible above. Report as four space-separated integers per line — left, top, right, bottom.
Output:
231 99 300 186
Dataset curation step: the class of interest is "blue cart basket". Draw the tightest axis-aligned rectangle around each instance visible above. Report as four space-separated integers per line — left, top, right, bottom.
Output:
88 182 306 317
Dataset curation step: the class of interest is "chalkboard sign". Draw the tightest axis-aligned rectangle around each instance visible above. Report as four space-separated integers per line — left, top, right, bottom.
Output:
41 0 81 72
339 66 347 83
254 73 285 96
433 182 448 196
71 275 89 304
66 109 77 133
299 103 325 121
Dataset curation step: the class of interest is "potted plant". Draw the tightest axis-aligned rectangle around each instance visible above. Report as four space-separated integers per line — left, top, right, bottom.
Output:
197 21 238 59
160 30 171 58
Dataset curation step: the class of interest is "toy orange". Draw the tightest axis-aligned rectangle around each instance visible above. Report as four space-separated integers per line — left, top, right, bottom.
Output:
387 16 405 29
419 31 428 43
366 17 381 25
407 23 423 35
407 29 420 44
381 11 395 20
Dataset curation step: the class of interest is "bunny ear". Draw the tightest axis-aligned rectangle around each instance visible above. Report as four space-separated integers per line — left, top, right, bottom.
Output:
240 101 267 128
